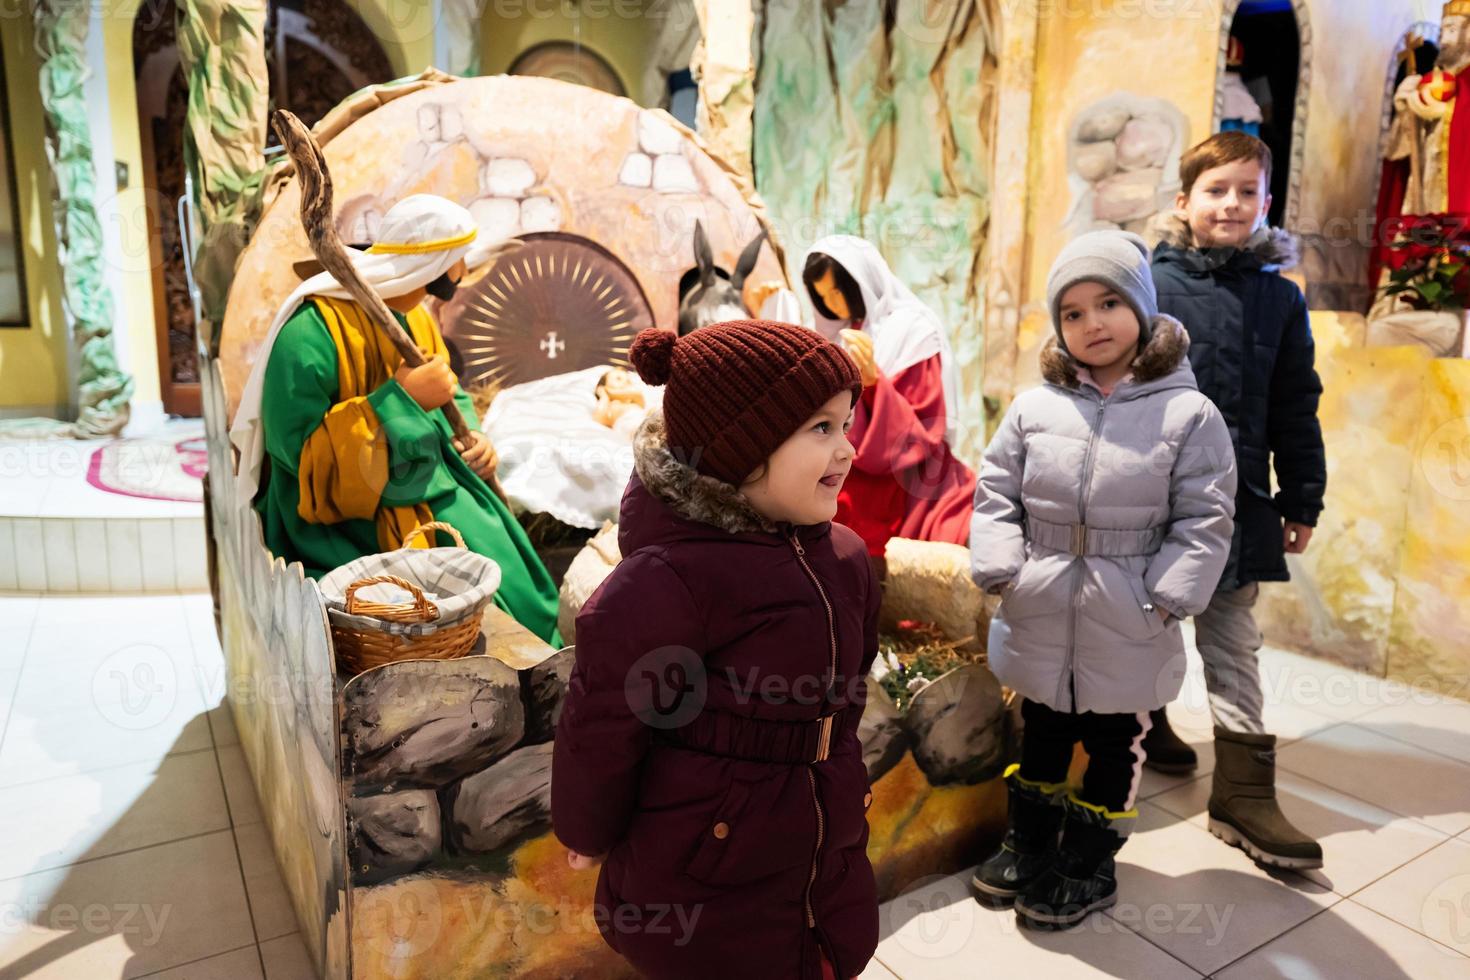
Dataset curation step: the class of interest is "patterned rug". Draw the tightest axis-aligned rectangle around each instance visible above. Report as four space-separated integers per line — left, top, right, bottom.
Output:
87 435 207 503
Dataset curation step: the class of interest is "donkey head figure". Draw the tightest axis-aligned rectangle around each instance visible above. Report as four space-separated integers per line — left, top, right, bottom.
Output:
676 220 769 336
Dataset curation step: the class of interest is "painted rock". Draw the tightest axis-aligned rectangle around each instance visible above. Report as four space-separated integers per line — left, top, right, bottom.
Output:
343 657 525 791
1074 140 1119 183
525 645 576 744
348 790 441 884
858 680 911 784
1076 106 1131 143
1116 116 1174 171
905 664 1007 785
1093 168 1165 223
446 742 555 854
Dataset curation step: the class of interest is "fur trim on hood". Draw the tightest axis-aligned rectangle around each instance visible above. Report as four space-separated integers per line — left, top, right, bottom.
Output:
632 411 776 535
1156 216 1300 270
1041 314 1192 389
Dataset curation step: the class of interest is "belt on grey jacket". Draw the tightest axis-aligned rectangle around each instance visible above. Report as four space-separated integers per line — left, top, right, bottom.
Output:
1026 516 1166 557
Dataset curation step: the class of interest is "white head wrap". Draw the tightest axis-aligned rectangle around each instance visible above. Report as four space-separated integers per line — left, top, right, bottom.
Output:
230 194 481 504
803 235 961 440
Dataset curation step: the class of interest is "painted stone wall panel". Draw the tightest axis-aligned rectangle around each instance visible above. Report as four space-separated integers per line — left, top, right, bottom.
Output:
1386 359 1470 697
1256 344 1430 674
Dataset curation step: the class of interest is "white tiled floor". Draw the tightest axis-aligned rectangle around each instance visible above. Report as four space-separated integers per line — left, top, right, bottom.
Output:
2 593 1469 979
0 593 305 979
863 642 1470 979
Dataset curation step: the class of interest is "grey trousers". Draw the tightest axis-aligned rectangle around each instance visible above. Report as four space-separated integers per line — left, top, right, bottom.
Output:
1193 583 1266 734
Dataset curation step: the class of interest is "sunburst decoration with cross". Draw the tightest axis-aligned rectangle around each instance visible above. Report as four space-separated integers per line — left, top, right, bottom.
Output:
438 233 655 390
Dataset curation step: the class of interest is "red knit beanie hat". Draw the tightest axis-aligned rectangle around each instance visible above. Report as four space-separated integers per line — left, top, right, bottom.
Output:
629 319 861 485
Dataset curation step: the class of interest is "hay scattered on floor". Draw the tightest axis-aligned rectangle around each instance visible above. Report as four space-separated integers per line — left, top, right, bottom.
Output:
876 621 985 711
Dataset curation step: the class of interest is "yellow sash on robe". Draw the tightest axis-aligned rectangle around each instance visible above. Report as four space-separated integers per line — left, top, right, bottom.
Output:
296 296 451 551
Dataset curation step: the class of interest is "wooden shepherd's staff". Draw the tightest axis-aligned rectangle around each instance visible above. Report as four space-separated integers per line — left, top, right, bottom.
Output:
270 109 508 504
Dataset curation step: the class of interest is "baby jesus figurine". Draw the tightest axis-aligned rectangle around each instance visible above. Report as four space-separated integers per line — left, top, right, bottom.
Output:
592 367 648 435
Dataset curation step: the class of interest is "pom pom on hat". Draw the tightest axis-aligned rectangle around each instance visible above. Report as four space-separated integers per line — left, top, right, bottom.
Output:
630 328 677 386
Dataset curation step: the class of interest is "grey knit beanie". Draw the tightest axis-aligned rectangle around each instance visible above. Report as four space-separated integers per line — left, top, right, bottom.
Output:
1046 230 1158 354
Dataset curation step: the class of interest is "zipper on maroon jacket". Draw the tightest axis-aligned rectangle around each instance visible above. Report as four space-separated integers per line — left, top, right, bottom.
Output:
790 533 839 694
790 532 837 932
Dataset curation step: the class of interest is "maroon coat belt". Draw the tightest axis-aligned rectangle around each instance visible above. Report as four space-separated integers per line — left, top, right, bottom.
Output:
661 706 850 765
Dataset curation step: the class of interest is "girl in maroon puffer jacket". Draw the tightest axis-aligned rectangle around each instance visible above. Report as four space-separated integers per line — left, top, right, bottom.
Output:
552 320 882 980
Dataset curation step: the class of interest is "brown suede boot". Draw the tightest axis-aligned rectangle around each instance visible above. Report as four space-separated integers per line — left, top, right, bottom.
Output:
1208 727 1323 870
1142 708 1198 774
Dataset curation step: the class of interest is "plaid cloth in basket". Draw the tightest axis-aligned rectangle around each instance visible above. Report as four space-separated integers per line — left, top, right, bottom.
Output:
319 546 502 638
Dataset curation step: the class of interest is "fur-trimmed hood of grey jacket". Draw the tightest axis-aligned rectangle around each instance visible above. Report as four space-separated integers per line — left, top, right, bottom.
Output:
970 316 1238 714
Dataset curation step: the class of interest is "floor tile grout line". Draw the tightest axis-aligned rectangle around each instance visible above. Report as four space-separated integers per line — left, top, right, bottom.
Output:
0 827 235 885
0 800 235 885
35 516 53 594
72 513 89 593
1096 900 1213 978
1146 795 1448 910
126 940 263 979
0 590 214 793
1330 833 1466 906
0 594 44 763
1202 895 1346 976
1140 774 1211 816
0 744 218 792
180 592 227 712
871 951 901 978
1274 747 1470 838
1340 896 1470 960
1352 716 1470 770
201 691 272 980
1133 794 1335 899
1099 798 1313 975
1142 751 1456 885
214 741 271 956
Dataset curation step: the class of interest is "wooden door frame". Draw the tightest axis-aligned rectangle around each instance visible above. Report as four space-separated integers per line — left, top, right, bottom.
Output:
136 43 200 417
134 4 386 418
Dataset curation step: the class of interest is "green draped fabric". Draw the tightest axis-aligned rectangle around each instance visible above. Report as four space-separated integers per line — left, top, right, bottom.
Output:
753 0 997 461
28 0 134 437
175 0 270 358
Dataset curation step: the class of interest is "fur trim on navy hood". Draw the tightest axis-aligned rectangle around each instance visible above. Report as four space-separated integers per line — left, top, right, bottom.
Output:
1155 216 1300 273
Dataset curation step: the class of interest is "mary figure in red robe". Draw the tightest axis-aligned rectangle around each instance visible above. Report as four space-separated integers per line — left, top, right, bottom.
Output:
802 235 976 564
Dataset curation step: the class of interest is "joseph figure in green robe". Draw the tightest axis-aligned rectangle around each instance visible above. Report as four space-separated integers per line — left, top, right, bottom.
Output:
231 195 560 645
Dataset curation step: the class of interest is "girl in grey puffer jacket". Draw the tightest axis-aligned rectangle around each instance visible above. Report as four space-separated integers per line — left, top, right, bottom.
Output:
969 231 1236 929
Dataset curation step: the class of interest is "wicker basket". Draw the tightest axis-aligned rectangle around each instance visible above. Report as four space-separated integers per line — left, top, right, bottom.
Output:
325 522 498 675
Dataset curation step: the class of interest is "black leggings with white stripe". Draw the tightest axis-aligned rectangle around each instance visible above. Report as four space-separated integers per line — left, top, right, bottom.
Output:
1019 698 1152 813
